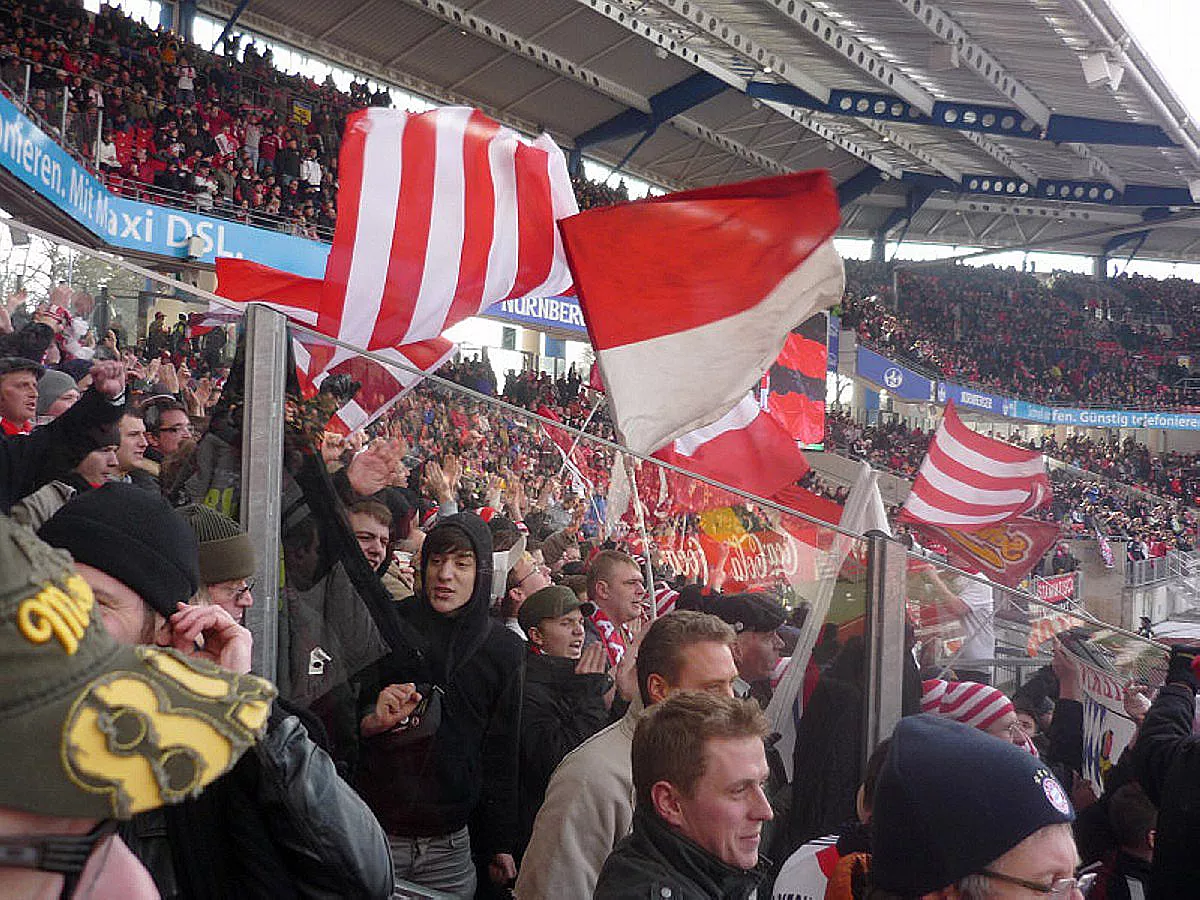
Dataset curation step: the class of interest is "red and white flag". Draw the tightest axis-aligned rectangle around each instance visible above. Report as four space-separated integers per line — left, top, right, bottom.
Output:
292 334 454 434
899 401 1050 530
560 170 844 455
652 394 809 502
320 106 577 349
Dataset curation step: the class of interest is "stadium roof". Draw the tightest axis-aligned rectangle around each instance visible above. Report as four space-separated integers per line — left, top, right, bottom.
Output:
198 0 1200 262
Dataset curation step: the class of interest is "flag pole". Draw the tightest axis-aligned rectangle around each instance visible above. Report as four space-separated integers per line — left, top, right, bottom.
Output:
557 395 605 478
627 458 658 619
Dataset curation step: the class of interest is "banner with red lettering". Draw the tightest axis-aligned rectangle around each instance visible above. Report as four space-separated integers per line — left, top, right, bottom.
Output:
655 526 831 593
1034 573 1078 605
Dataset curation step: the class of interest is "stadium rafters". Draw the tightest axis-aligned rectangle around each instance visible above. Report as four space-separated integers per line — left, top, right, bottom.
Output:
197 0 1200 262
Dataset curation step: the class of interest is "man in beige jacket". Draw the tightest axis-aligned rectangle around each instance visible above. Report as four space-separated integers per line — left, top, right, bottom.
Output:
515 610 739 899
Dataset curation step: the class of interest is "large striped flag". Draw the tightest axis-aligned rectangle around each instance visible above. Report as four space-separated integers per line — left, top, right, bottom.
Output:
899 401 1050 530
560 170 844 456
215 106 577 429
320 105 577 349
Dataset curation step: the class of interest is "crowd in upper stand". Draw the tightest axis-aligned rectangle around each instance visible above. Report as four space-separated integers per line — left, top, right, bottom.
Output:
0 0 633 240
841 260 1200 409
825 409 1199 552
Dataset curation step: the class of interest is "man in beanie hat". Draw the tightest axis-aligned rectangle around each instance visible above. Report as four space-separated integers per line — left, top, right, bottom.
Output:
869 715 1087 899
0 513 274 897
35 367 80 421
517 584 609 855
38 483 396 898
357 512 525 897
180 503 257 625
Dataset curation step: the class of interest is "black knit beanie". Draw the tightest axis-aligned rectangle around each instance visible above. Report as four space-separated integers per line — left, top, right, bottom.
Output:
39 483 200 619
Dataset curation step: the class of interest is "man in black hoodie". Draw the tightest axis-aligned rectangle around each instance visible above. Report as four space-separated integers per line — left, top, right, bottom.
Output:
358 513 525 898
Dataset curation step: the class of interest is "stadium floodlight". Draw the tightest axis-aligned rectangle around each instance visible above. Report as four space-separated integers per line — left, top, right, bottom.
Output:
1081 52 1123 90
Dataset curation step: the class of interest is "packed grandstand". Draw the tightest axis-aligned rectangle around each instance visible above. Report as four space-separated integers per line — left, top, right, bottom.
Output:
4 1 1200 899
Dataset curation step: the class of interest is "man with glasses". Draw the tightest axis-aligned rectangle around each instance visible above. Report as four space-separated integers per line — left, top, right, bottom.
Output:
180 503 257 626
501 548 552 638
143 398 193 460
869 715 1092 899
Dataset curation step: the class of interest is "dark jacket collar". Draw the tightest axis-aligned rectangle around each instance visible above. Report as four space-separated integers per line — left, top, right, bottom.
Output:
629 805 768 898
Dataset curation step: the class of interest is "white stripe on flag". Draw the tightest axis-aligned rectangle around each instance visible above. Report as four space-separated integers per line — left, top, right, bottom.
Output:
404 107 471 345
938 422 1048 479
901 493 1017 528
483 129 520 304
918 460 1042 506
341 109 405 348
523 132 579 298
671 395 762 456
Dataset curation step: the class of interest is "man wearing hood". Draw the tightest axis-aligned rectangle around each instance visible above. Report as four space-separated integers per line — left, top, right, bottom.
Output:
357 512 525 898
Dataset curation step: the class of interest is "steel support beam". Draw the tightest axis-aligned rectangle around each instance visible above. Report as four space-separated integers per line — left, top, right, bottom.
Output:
571 0 901 177
745 82 1176 148
837 167 886 207
209 0 250 54
888 0 1122 189
240 304 287 680
575 72 726 149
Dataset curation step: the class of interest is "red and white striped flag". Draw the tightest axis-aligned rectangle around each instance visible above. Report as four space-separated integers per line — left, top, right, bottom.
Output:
560 170 843 456
292 335 454 434
320 106 577 349
899 401 1050 530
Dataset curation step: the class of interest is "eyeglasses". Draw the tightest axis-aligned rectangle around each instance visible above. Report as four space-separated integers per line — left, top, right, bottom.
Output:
979 869 1097 897
224 578 255 601
158 424 193 435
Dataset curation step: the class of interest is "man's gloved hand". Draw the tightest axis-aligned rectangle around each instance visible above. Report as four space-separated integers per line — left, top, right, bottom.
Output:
1166 645 1200 691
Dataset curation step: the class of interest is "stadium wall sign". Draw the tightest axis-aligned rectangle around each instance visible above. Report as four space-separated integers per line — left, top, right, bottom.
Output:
855 346 934 401
0 94 587 334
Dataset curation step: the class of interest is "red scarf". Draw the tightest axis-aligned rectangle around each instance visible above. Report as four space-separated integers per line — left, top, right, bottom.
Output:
590 607 632 667
0 418 30 436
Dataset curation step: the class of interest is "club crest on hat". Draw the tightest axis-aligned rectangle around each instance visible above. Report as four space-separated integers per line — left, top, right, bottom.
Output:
61 647 274 819
1036 768 1071 816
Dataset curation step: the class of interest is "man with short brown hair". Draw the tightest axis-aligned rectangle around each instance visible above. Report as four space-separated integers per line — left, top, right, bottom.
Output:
585 549 647 667
594 693 773 899
516 611 739 899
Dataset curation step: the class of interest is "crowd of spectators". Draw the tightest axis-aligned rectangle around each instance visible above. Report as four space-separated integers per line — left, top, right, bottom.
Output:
0 0 637 241
824 409 1199 549
841 260 1200 409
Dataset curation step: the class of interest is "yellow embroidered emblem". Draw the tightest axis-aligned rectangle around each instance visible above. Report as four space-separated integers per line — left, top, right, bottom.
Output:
17 574 95 655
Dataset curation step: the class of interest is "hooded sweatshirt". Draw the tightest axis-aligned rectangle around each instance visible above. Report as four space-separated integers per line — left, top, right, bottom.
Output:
356 513 525 855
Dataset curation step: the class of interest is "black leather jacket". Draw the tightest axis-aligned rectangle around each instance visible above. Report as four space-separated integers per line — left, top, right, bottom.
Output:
594 806 769 900
121 707 394 899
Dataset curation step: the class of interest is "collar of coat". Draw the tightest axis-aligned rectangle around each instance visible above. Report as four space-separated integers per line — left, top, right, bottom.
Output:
625 805 769 898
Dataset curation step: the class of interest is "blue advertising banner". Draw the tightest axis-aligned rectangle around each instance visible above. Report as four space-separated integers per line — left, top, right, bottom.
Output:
937 381 1005 415
856 347 933 401
827 313 840 372
485 295 587 335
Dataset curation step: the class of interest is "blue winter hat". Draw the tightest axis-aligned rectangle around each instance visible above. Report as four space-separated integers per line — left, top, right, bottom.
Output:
870 714 1075 895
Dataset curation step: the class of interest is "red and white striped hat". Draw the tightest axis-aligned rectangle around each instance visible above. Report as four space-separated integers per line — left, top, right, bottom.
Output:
921 679 1014 731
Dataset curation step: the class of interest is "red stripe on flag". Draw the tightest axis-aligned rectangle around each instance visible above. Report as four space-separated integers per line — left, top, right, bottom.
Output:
942 401 1045 466
373 112 438 348
924 440 1051 493
504 140 555 301
214 259 323 311
320 109 372 339
446 111 501 326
